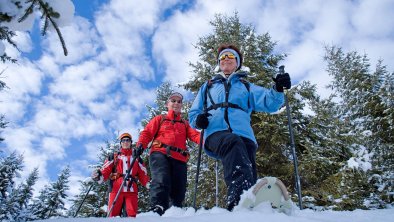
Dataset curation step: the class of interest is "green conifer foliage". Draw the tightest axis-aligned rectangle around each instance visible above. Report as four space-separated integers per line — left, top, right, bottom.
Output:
324 46 393 209
29 166 70 219
9 168 39 221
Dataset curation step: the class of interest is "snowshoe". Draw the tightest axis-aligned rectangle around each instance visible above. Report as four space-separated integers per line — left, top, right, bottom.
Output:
237 177 294 215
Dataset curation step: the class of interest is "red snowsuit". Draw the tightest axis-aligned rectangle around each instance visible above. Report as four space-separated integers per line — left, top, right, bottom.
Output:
99 148 150 217
137 109 201 162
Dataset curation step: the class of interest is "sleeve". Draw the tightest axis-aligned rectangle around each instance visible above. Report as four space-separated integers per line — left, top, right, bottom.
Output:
188 83 208 128
249 83 285 113
137 115 162 148
100 158 114 182
186 121 201 144
136 159 150 187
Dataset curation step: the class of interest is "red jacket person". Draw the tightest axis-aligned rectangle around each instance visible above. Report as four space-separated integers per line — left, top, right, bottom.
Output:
136 92 200 215
92 132 150 217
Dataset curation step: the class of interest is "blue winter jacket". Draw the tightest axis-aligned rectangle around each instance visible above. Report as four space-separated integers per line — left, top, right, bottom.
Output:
189 71 284 157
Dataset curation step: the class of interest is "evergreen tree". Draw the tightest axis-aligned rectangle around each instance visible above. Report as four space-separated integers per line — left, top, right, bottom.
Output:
0 152 24 221
0 114 6 143
0 71 7 142
0 151 24 199
324 46 393 209
29 166 71 220
8 168 39 221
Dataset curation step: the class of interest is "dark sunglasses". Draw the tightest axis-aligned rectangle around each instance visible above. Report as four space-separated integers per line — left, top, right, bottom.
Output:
121 138 132 143
219 53 236 60
170 99 182 104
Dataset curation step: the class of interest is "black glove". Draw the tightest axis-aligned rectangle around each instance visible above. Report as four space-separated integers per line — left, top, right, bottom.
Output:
196 112 212 129
91 169 101 181
273 73 291 92
133 144 144 157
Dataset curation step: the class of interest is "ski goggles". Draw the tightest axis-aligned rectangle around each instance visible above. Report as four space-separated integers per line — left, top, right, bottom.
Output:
219 53 236 60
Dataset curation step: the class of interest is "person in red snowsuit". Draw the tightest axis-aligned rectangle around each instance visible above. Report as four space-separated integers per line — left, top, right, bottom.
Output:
135 92 201 215
92 132 150 217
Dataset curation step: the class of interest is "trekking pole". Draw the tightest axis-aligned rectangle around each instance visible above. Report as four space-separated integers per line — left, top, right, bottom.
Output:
279 65 303 210
73 182 94 217
192 129 204 210
107 152 141 217
215 160 219 207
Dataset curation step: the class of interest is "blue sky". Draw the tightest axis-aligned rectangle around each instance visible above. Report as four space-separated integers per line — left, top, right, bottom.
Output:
1 0 393 198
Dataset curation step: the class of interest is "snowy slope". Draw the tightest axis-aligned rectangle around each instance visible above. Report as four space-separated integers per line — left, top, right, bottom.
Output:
34 205 394 222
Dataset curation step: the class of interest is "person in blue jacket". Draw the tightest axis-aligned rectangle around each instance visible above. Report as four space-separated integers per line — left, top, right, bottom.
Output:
188 43 291 211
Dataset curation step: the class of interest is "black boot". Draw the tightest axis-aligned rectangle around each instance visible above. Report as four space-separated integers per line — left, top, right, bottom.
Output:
227 201 236 212
150 205 164 216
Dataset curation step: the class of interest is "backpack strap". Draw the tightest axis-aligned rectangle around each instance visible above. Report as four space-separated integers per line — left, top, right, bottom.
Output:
205 78 250 113
240 78 250 109
150 114 187 144
107 152 120 192
203 76 251 132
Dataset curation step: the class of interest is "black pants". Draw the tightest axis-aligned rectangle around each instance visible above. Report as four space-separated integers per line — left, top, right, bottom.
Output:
205 131 257 208
149 152 187 211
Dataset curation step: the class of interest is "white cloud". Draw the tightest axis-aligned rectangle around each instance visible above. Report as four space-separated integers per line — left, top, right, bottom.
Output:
84 141 106 161
12 31 33 53
42 16 101 65
352 0 394 38
44 0 75 27
152 3 213 84
50 60 117 104
41 137 67 159
0 60 44 121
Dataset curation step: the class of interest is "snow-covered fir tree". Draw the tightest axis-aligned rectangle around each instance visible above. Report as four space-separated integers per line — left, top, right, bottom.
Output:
0 71 6 142
324 46 393 209
0 151 24 199
0 152 24 221
28 166 71 220
7 168 39 221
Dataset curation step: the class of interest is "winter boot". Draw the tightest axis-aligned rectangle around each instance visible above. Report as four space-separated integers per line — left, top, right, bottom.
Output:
150 205 164 216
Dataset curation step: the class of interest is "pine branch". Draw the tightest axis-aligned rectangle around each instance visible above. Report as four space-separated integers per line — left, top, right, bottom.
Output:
37 0 68 56
17 0 37 23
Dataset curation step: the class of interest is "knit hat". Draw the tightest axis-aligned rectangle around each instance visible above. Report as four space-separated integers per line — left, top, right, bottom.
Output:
168 92 183 101
218 48 241 70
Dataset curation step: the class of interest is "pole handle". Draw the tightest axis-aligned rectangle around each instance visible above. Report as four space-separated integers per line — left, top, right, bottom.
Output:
279 65 285 75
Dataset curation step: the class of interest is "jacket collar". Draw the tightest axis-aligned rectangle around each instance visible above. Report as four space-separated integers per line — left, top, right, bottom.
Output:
213 71 248 82
167 109 181 121
120 148 133 156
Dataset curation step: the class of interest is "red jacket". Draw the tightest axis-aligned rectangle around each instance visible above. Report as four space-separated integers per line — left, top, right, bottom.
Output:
137 110 201 162
100 148 150 194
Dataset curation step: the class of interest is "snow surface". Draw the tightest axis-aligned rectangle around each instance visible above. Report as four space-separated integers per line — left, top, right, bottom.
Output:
34 205 394 222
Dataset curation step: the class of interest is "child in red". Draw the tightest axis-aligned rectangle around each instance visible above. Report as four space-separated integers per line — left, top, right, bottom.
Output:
92 132 150 217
